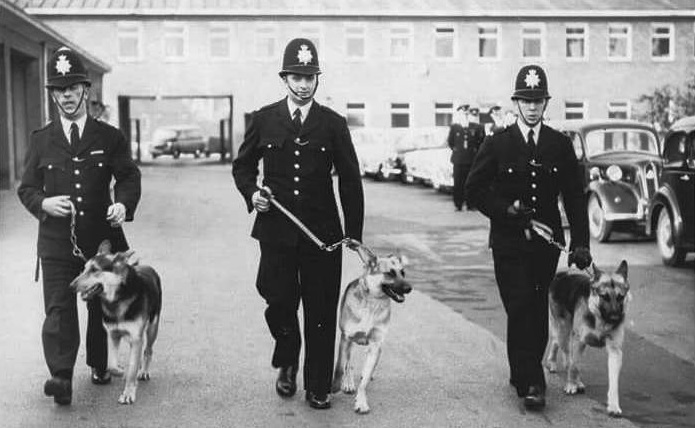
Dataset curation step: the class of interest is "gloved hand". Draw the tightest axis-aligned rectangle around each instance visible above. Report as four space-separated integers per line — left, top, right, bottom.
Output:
568 246 592 270
506 200 533 228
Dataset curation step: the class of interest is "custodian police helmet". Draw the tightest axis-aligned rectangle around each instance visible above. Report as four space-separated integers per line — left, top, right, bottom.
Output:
511 64 550 100
46 47 91 90
279 38 321 77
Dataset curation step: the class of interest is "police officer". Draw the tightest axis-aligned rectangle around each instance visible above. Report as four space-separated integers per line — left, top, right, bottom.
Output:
232 38 364 410
17 47 141 405
464 65 591 410
448 104 484 211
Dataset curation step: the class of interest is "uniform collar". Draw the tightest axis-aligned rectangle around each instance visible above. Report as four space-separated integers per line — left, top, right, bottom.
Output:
516 119 541 143
59 114 87 141
286 97 313 124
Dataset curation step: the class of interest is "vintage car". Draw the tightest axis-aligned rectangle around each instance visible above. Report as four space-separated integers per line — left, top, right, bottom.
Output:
351 128 403 180
552 119 662 242
397 127 449 184
647 116 695 266
149 125 208 159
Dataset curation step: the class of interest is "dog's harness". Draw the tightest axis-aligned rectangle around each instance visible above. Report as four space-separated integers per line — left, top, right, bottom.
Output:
258 186 358 252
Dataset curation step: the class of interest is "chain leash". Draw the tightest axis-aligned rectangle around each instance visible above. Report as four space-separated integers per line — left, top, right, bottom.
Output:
68 201 87 262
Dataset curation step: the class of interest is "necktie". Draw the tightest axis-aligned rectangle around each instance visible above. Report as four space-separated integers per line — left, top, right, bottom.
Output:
527 129 536 156
70 122 80 147
292 108 302 131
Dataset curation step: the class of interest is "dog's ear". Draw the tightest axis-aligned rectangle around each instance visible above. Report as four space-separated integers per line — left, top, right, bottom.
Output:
122 250 140 266
98 240 112 255
616 260 628 280
398 253 409 267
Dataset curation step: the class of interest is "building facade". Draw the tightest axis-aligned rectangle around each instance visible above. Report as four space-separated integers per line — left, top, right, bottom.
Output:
8 0 695 154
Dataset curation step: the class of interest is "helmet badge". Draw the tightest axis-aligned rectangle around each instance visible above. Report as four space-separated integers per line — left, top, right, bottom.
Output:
297 45 313 65
55 54 72 76
524 69 540 89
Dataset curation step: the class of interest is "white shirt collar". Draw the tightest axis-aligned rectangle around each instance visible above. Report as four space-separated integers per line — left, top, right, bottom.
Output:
287 98 313 124
60 114 87 141
516 119 541 143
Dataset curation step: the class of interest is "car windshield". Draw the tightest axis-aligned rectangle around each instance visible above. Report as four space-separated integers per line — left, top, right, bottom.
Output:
584 128 659 157
152 128 177 142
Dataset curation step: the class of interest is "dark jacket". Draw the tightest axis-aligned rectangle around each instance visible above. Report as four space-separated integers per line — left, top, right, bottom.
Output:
18 116 141 260
448 123 485 165
465 122 588 253
232 99 364 247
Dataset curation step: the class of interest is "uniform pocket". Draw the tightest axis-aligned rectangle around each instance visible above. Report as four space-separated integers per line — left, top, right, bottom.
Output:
261 139 285 172
38 158 67 194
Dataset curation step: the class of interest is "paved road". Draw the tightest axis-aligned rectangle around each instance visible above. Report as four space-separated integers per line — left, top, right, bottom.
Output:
0 159 691 427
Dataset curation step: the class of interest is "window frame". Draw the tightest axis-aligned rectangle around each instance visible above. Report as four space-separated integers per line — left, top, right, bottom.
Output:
607 100 631 119
162 21 189 62
117 21 143 63
564 100 588 120
565 23 589 62
521 23 546 60
255 24 278 61
433 23 457 60
607 23 632 62
346 102 367 128
435 102 454 127
344 23 367 61
389 24 415 61
300 23 324 53
391 102 412 128
651 22 675 62
477 23 500 61
209 23 233 61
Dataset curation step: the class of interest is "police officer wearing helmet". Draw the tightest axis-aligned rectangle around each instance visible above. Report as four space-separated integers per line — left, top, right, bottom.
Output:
18 47 141 405
448 103 484 211
232 38 364 410
465 65 591 410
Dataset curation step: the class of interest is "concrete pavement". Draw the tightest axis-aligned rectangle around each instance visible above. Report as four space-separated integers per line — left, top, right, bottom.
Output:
0 162 640 428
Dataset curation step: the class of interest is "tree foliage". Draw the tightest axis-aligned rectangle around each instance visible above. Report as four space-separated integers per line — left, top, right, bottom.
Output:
636 74 695 133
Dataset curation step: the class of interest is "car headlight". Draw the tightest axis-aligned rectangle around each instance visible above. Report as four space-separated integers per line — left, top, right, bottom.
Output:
645 169 656 180
589 166 601 181
606 165 623 182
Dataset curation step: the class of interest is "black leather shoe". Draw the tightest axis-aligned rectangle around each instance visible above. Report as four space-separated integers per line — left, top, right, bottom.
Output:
509 379 526 397
305 391 331 409
44 377 72 405
275 366 297 397
91 368 112 385
523 385 546 411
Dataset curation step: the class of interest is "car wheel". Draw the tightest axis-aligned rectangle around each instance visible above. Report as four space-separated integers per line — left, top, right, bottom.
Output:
656 208 686 266
588 194 613 242
151 153 158 159
172 149 181 159
205 150 211 158
375 164 385 181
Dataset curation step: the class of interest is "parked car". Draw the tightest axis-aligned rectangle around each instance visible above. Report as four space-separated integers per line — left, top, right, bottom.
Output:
647 116 695 266
149 125 208 159
351 128 400 179
397 127 449 183
551 119 662 242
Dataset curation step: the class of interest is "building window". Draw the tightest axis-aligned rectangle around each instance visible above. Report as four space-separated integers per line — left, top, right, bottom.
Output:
256 25 277 59
522 24 544 59
435 103 453 126
390 25 413 60
347 103 366 127
301 25 323 52
608 101 630 119
608 23 632 61
565 101 587 119
209 24 232 59
478 24 499 59
566 24 588 60
434 25 456 59
117 22 142 62
651 23 674 61
163 23 187 61
345 25 366 59
391 103 410 128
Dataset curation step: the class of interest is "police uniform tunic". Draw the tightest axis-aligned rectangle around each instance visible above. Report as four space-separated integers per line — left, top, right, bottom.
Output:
465 122 588 391
448 122 484 209
232 98 364 395
18 116 141 377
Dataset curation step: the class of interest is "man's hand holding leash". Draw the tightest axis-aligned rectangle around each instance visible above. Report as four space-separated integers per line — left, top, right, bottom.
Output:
252 186 271 213
107 202 127 228
41 195 72 217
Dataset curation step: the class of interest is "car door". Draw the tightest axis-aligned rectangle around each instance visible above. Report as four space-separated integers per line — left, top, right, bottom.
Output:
663 129 695 246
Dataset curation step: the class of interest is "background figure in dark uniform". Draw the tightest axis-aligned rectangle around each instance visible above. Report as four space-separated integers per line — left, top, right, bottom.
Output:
17 47 141 405
232 38 364 410
464 65 591 411
448 104 485 211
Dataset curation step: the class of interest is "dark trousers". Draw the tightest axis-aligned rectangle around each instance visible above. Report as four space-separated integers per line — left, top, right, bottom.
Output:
492 241 560 392
256 239 342 395
41 258 107 379
453 163 472 209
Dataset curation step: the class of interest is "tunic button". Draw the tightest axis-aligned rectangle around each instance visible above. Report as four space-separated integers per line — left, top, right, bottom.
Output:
75 183 81 189
531 196 537 202
507 168 513 173
294 138 301 144
294 176 299 182
98 162 103 167
76 197 83 202
321 147 326 152
48 165 53 170
531 183 537 189
531 171 536 177
553 167 558 172
79 211 85 216
74 170 80 175
294 190 299 196
73 157 79 161
294 150 300 156
267 144 272 148
294 164 300 169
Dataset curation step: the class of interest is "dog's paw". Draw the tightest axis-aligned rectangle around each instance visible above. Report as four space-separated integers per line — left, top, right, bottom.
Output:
354 393 370 414
607 402 622 417
118 390 137 405
109 366 125 377
341 376 356 395
137 370 150 381
563 382 584 395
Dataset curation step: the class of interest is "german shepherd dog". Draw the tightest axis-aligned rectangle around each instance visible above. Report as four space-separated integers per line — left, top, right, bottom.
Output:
70 240 162 405
545 260 630 417
331 245 411 414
